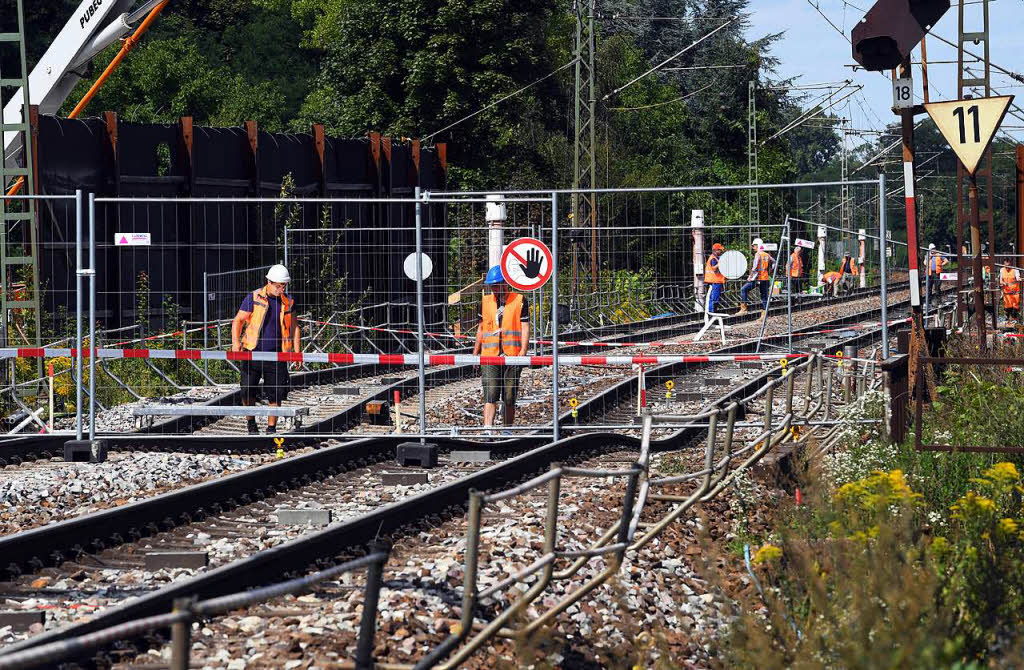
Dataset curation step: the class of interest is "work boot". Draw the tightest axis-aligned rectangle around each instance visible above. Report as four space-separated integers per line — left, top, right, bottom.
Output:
247 420 259 435
266 424 277 434
738 303 748 315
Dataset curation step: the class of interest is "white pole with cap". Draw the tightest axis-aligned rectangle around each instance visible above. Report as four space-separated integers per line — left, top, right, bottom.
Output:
485 194 506 270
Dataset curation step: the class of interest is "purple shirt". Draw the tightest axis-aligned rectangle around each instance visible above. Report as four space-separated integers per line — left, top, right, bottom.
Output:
240 293 289 352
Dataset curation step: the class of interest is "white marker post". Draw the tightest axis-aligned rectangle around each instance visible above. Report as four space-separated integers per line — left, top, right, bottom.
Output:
485 195 506 270
858 229 867 288
817 225 827 288
691 210 705 311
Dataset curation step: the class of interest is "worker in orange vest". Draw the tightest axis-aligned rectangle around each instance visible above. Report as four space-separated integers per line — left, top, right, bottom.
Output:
1001 259 1022 323
231 264 302 435
822 270 842 295
704 243 727 313
926 244 946 301
474 266 530 430
739 238 774 315
787 247 805 295
836 253 858 296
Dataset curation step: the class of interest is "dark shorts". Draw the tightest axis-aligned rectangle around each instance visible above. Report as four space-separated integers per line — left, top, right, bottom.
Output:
482 365 523 405
241 360 289 404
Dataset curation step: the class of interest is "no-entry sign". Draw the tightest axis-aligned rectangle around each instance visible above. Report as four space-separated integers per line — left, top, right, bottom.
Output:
501 237 553 291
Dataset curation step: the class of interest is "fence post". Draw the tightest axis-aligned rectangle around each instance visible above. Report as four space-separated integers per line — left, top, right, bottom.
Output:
763 384 774 437
551 192 560 441
88 192 96 441
414 187 427 442
881 354 909 443
879 172 889 356
170 597 194 670
75 189 84 441
354 542 391 670
202 272 209 376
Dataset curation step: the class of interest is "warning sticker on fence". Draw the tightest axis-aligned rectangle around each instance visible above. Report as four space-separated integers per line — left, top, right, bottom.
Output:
500 237 553 291
940 272 958 281
115 233 151 246
795 238 815 249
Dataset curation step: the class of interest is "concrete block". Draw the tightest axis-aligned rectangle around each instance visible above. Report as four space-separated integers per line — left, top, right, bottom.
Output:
739 361 763 370
277 509 332 526
332 386 361 396
0 611 44 631
144 552 209 571
676 391 704 402
396 442 438 468
449 450 491 463
379 377 404 385
381 471 429 486
63 440 107 463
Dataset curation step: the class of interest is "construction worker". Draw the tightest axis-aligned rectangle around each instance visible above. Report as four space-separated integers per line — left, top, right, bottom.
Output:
836 253 858 296
739 238 774 315
822 270 842 295
787 247 805 295
474 266 529 430
704 243 727 313
1001 259 1021 324
231 264 301 435
926 244 945 301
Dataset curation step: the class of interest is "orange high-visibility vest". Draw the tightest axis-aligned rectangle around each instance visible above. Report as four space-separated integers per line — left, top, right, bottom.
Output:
704 255 726 284
838 257 858 278
823 271 841 285
754 251 772 280
240 288 296 352
1002 267 1021 309
481 292 524 356
789 251 803 278
928 254 946 276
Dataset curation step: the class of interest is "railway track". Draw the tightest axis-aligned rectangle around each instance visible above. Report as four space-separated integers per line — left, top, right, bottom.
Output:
0 291 915 665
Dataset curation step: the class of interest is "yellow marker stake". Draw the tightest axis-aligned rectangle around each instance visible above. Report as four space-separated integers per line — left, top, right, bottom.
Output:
665 380 674 399
569 398 579 419
836 350 844 369
780 358 789 377
274 437 285 459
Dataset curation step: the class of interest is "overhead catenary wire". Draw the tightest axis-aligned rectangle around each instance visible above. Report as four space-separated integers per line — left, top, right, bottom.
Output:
609 83 714 111
762 84 862 144
602 17 737 101
419 58 578 143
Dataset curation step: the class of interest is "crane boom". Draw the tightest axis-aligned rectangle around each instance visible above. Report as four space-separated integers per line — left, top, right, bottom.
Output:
3 0 162 167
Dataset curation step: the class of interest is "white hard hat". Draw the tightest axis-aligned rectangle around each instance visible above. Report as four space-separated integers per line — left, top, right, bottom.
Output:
752 238 764 248
928 243 936 250
267 264 291 283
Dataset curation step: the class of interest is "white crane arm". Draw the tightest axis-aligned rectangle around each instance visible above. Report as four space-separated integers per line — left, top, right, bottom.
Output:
4 0 161 166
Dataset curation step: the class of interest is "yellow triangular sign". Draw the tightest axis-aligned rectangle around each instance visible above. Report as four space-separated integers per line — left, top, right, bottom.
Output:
924 96 1014 175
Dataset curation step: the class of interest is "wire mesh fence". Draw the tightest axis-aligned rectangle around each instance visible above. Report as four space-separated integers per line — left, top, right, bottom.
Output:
0 179 902 437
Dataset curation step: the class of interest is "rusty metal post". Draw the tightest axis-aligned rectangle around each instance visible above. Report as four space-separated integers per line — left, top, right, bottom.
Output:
969 175 987 348
1017 145 1024 258
763 384 774 437
170 598 193 670
354 542 389 670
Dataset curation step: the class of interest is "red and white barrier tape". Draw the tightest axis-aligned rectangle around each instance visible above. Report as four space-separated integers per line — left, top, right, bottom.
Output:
300 317 910 350
0 347 809 367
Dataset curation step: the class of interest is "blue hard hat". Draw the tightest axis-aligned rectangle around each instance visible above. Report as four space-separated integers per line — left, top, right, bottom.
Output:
485 266 505 285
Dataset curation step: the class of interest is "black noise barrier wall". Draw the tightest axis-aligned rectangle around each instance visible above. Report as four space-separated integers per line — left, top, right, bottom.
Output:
33 114 449 338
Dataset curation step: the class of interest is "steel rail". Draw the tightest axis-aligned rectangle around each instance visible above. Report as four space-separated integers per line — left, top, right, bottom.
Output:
0 298 907 667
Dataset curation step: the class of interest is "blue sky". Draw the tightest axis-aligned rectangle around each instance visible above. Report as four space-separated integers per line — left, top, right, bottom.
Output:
746 0 1024 140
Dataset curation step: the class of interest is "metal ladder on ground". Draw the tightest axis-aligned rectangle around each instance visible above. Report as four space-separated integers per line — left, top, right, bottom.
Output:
1 0 43 395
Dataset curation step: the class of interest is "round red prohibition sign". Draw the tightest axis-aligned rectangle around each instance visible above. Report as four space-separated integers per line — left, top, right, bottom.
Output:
500 237 553 291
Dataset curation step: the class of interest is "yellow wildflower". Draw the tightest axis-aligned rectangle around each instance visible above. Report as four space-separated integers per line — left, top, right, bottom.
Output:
983 462 1019 486
998 518 1019 536
753 544 783 564
951 491 997 522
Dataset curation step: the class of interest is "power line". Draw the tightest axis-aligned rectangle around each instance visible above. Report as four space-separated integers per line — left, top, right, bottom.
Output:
609 83 715 111
602 18 736 101
420 58 577 142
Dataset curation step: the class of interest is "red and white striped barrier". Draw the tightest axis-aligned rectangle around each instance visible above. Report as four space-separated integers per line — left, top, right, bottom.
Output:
301 316 910 350
0 347 808 367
